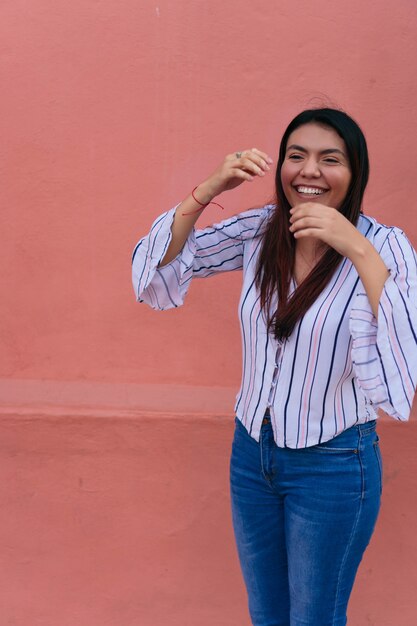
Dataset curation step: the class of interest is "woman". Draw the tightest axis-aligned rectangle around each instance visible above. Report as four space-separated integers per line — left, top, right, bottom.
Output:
132 108 417 625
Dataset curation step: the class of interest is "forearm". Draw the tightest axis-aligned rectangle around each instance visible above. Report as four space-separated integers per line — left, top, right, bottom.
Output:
158 180 217 267
350 236 390 320
158 148 272 267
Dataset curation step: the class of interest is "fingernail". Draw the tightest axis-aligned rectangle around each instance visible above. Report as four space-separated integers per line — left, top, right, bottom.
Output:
268 157 273 163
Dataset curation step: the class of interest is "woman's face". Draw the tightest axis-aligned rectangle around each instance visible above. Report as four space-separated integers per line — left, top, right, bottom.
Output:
280 122 352 210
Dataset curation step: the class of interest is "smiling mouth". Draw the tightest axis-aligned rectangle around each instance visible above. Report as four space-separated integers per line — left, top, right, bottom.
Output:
294 185 329 196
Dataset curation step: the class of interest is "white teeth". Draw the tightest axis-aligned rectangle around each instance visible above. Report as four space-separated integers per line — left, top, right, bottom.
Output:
296 186 326 195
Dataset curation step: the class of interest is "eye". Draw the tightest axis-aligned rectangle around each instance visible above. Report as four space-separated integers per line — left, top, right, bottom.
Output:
323 158 339 163
288 154 303 160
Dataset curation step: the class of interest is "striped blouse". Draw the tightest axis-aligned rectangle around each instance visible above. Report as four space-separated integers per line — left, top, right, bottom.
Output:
131 203 417 448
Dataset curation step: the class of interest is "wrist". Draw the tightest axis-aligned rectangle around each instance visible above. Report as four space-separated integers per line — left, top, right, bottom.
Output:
338 227 367 262
196 179 220 204
348 232 371 263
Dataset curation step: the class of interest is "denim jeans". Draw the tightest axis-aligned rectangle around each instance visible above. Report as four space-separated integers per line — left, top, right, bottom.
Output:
230 412 383 626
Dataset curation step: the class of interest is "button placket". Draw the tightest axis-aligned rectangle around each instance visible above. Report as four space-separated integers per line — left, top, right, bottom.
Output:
268 341 284 405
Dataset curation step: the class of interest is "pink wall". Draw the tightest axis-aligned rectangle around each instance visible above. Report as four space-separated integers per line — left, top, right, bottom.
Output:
1 0 416 386
1 1 417 624
1 414 417 626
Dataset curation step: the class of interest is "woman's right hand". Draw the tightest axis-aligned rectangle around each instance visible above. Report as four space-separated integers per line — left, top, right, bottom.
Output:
200 148 274 201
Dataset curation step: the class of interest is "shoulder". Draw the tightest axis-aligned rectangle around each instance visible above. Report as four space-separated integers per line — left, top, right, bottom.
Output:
201 204 275 239
358 213 409 247
236 202 275 223
358 213 417 262
230 203 276 240
194 203 275 243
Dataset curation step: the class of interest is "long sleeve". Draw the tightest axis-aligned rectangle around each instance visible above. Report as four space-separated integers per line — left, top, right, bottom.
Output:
349 227 417 421
131 203 270 311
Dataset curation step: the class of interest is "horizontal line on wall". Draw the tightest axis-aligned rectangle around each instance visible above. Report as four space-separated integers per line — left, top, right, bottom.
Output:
0 378 238 419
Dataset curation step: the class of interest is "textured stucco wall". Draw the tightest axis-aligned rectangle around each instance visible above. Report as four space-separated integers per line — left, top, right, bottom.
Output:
1 1 417 624
1 0 416 386
1 412 417 626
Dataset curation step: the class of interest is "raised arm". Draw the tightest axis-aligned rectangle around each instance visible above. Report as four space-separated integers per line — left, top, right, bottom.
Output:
159 149 273 266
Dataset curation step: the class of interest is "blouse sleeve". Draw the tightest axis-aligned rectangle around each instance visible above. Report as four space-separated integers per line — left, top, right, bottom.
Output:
349 227 417 421
131 203 270 311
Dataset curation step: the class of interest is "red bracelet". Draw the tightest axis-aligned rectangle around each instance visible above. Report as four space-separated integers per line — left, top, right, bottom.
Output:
181 186 225 216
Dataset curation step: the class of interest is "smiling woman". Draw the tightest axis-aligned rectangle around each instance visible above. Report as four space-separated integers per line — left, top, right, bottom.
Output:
281 123 351 207
280 123 353 289
256 109 373 342
131 107 417 626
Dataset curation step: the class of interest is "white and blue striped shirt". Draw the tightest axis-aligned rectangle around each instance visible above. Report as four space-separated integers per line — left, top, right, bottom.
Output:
132 203 417 448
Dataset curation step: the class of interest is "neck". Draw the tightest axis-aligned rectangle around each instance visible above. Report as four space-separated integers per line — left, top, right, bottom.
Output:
296 238 327 262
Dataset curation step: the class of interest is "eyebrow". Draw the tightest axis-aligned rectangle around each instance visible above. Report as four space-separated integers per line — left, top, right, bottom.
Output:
286 144 347 157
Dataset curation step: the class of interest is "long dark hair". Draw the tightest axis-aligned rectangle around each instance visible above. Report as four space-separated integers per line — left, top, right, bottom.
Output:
255 108 369 341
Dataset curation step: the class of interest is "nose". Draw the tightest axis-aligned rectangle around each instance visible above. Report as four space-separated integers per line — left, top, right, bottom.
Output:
300 157 321 178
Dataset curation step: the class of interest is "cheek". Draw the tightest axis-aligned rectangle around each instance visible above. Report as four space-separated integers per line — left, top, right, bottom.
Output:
330 176 351 209
332 172 351 196
344 175 352 194
280 165 293 189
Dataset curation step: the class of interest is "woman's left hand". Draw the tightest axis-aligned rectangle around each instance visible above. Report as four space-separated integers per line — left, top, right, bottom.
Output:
288 202 365 259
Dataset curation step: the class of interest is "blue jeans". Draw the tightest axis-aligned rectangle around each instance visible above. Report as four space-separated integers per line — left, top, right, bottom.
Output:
230 412 383 626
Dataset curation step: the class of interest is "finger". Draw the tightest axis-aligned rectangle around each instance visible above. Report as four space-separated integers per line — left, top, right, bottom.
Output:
246 152 271 172
289 216 323 231
232 149 272 172
251 147 274 165
289 210 321 224
238 157 266 177
230 168 254 182
293 227 324 239
290 202 314 214
243 150 271 171
289 204 308 217
290 203 324 218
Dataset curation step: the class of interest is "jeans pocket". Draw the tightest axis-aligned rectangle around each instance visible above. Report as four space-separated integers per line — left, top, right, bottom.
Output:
373 435 383 495
311 445 359 455
307 425 360 454
311 436 359 455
